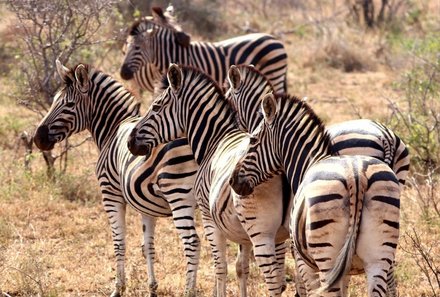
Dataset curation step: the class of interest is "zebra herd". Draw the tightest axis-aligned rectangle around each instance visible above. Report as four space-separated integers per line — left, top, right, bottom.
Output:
33 5 408 297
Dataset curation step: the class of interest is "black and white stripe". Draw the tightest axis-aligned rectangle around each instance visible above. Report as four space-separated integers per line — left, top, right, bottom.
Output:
230 93 401 297
33 61 200 297
128 65 291 297
226 64 409 190
120 6 288 93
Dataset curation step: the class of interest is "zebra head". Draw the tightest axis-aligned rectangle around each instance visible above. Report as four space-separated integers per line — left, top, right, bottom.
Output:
225 64 274 134
230 93 283 196
120 18 155 80
120 6 190 81
34 60 90 151
127 63 184 157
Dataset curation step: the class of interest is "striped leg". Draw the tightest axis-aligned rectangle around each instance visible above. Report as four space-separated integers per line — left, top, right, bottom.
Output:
232 178 287 296
106 199 127 297
386 262 397 297
201 215 228 297
236 243 252 297
275 241 288 293
169 200 200 297
141 215 158 297
365 263 393 297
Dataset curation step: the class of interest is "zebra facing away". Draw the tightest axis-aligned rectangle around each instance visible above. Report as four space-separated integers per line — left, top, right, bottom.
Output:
33 61 201 297
229 93 401 297
225 64 410 190
225 65 407 295
127 65 291 297
120 6 288 93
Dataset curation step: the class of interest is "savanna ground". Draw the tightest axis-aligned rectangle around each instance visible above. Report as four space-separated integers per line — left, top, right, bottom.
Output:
1 0 440 296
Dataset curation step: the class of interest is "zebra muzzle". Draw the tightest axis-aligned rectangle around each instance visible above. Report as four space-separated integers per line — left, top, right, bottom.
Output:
33 125 56 151
120 64 135 80
127 129 152 157
229 166 254 196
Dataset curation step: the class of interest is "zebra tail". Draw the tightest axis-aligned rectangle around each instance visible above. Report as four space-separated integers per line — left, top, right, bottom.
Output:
320 168 367 292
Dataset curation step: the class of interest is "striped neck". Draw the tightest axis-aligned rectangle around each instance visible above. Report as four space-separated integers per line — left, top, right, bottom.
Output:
152 26 191 73
229 65 274 133
88 70 140 150
272 95 332 193
174 68 238 164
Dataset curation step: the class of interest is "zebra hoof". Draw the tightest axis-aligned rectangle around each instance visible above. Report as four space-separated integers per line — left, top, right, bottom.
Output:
110 291 122 297
184 289 197 297
148 281 158 297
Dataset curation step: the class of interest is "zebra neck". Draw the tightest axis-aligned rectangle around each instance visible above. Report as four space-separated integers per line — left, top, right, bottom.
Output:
184 90 238 165
88 72 140 150
278 104 331 194
153 28 191 73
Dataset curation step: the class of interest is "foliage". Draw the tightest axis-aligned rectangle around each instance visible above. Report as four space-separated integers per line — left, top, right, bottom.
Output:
388 34 440 174
4 0 119 112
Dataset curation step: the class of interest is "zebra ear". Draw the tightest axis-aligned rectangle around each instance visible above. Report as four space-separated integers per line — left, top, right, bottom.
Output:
167 64 182 92
151 7 166 22
56 59 69 81
228 65 241 90
261 93 277 125
165 5 174 17
75 64 89 93
175 31 190 47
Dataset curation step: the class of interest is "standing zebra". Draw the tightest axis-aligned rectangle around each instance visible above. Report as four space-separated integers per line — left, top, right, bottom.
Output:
225 64 409 189
127 65 291 297
33 61 201 297
229 93 401 296
120 6 288 93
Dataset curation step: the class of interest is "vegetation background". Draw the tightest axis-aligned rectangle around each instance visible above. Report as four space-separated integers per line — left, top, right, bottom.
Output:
0 0 439 296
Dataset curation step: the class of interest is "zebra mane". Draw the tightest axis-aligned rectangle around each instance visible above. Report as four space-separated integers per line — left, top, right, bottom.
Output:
157 65 239 130
276 93 333 153
233 64 275 91
129 8 182 36
62 63 140 111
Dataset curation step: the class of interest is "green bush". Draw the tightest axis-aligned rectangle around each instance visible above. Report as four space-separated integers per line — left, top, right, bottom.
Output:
388 34 440 175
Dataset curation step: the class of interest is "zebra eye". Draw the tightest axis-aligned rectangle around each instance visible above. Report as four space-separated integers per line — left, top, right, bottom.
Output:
249 136 259 145
151 104 161 112
66 101 75 108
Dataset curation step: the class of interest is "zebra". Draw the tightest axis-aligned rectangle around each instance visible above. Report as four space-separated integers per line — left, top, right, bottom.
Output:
120 6 288 93
33 61 201 297
229 92 401 296
127 64 291 297
225 64 408 295
225 64 409 190
132 64 162 93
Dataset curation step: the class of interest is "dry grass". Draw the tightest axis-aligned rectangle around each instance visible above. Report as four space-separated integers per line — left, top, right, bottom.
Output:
1 1 439 296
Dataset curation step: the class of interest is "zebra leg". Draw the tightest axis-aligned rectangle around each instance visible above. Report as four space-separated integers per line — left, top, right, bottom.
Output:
169 202 200 297
106 200 127 297
140 215 158 297
235 243 251 297
201 216 228 297
386 262 397 297
365 263 393 297
293 253 317 297
275 241 288 293
342 275 351 296
251 238 284 296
